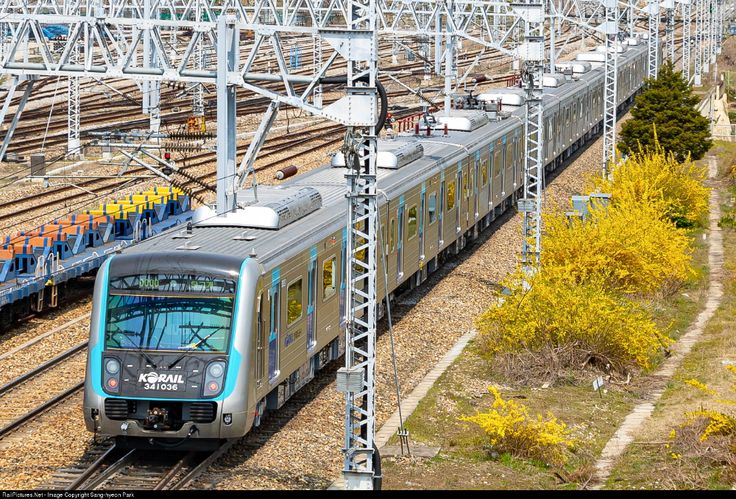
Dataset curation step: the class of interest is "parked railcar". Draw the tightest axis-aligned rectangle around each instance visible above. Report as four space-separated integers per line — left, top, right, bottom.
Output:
84 39 649 449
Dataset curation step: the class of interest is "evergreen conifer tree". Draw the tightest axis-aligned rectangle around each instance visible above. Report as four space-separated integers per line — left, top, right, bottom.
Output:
619 61 712 161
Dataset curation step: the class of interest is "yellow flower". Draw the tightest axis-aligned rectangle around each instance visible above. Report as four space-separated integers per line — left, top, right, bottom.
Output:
460 387 575 466
683 379 717 396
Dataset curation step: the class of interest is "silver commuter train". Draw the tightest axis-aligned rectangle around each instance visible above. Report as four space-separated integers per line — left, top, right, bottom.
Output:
83 40 649 448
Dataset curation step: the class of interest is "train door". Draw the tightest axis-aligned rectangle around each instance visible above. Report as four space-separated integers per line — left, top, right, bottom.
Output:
500 137 507 199
306 247 317 353
456 162 462 234
473 151 480 221
510 137 518 193
438 171 445 247
504 136 514 200
268 269 281 382
419 183 426 261
462 165 470 229
492 140 502 204
486 144 493 211
514 135 522 189
256 288 267 389
397 197 405 280
489 142 495 206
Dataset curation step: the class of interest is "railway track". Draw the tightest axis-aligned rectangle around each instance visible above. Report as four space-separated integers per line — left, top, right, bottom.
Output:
0 311 91 440
45 361 343 491
48 441 235 490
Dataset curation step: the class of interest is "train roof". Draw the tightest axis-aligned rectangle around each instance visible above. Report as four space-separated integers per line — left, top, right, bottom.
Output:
123 42 647 271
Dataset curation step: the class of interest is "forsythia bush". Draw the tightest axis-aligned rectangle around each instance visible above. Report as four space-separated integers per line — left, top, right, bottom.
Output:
667 368 736 470
475 148 705 374
542 200 693 295
684 409 736 442
477 268 670 371
591 142 709 228
460 386 575 466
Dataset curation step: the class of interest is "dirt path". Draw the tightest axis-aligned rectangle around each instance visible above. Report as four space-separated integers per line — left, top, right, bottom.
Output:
590 155 725 488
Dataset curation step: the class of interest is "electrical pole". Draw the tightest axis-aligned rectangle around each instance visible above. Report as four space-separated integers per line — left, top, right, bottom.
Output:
517 0 545 273
683 0 692 81
215 15 237 215
143 0 161 133
444 0 456 115
665 0 676 64
67 37 81 158
648 0 660 78
603 0 619 176
695 0 704 85
192 1 205 125
341 0 379 489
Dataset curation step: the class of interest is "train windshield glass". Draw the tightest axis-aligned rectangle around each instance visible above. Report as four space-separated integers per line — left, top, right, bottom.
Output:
104 295 234 352
104 274 237 352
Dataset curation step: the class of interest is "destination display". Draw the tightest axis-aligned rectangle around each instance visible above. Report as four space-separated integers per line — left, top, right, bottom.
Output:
109 273 236 295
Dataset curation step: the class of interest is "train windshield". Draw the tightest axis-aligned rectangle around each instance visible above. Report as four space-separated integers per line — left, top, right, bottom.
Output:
104 274 236 353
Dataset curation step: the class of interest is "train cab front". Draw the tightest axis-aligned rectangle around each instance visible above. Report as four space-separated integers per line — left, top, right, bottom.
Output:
83 253 253 450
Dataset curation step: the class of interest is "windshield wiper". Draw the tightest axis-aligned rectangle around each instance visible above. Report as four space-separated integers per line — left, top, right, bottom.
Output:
167 328 224 370
139 350 159 369
109 329 158 369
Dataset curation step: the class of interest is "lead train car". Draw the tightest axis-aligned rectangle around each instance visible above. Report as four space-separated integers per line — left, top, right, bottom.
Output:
84 42 648 447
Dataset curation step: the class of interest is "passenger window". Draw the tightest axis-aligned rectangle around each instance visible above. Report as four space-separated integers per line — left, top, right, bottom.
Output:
287 279 303 325
407 205 418 239
390 218 396 252
506 143 513 169
446 181 456 210
428 193 437 224
493 150 502 176
322 256 336 300
481 160 489 186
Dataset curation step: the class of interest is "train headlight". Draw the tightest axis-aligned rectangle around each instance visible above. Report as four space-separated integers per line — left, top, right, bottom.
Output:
103 356 121 394
203 360 226 397
105 358 121 375
208 362 224 378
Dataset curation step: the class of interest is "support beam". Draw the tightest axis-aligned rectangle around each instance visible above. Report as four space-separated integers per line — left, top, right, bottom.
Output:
235 100 280 201
215 16 238 215
0 77 34 161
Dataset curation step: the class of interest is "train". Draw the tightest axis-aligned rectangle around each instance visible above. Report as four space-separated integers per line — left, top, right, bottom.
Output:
83 37 649 449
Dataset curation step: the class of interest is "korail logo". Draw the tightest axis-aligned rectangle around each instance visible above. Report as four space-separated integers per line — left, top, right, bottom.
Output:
138 372 185 384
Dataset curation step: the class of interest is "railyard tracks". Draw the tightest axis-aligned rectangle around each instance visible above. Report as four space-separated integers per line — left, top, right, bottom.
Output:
0 314 90 440
0 62 522 228
51 440 235 490
0 101 427 230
